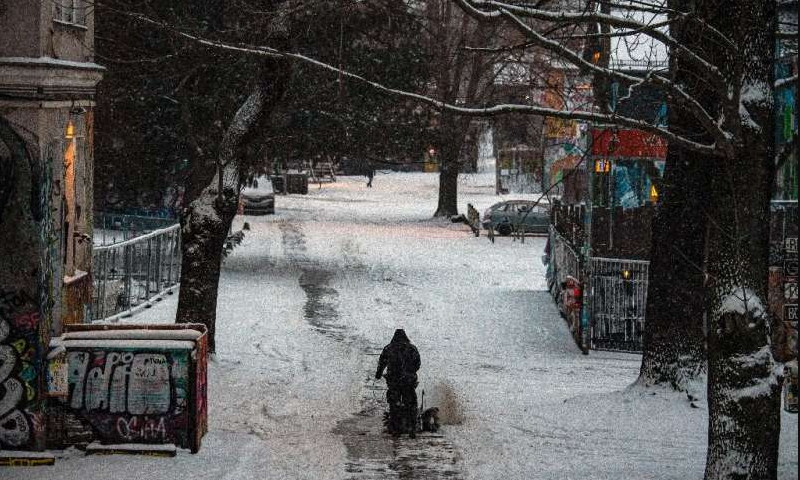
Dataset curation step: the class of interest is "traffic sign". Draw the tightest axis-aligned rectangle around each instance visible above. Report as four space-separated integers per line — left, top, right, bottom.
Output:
785 259 799 277
786 280 799 301
785 237 798 255
786 304 798 322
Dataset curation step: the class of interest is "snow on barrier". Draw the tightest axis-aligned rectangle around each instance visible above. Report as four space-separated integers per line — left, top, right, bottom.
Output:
46 324 208 453
92 224 181 321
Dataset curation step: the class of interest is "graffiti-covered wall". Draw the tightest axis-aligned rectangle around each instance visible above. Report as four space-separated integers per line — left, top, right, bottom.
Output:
64 347 192 446
0 291 46 449
0 117 53 451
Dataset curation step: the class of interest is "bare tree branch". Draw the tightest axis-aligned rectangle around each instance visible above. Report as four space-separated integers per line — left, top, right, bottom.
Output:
456 0 730 92
455 2 734 155
119 11 724 157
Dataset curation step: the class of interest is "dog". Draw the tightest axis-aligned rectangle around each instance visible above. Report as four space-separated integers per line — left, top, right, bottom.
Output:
420 407 440 433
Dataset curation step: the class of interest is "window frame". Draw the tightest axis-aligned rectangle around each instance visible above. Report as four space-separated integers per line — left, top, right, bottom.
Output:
54 0 86 27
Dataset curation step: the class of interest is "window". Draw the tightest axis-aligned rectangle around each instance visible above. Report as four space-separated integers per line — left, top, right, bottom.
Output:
55 0 85 26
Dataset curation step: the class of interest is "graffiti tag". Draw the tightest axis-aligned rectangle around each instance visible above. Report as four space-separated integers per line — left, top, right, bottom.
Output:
65 348 190 445
0 290 38 448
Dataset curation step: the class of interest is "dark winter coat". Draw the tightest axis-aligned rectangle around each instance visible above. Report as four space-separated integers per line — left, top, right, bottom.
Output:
375 329 421 387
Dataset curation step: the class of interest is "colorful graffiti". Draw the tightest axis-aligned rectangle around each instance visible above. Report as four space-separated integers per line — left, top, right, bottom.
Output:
66 348 191 445
0 289 43 449
548 153 583 187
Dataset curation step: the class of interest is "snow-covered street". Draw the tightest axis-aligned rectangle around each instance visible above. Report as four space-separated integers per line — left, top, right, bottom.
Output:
10 173 797 480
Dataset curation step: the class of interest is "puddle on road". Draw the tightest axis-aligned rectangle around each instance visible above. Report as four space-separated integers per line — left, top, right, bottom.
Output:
280 221 463 479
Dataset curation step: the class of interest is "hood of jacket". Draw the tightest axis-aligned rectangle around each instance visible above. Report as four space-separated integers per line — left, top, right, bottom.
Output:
391 328 410 344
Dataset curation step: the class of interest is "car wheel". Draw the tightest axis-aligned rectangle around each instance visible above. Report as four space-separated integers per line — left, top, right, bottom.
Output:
497 223 512 236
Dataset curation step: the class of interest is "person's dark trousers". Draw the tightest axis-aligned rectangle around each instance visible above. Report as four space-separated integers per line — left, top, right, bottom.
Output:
401 384 418 437
387 383 418 436
386 387 402 434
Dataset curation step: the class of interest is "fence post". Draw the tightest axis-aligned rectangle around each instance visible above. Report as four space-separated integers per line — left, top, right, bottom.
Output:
124 244 132 311
145 237 152 299
155 234 163 294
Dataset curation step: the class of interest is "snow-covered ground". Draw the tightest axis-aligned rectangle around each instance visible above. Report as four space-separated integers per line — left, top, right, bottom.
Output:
10 172 797 480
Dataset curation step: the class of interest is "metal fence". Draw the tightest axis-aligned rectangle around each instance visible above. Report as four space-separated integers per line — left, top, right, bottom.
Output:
588 257 649 352
92 224 181 320
549 225 582 290
94 212 178 246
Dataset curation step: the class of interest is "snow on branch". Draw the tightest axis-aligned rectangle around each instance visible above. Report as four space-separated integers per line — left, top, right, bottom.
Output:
219 85 270 189
456 0 729 91
125 12 724 158
470 3 733 156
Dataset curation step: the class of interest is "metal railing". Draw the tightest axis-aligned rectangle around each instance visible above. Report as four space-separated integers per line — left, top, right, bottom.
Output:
549 225 582 290
92 224 181 320
94 212 177 246
588 257 649 352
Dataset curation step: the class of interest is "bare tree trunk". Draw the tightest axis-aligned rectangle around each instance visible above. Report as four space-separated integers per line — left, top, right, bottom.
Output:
176 72 286 352
639 146 709 390
434 146 461 217
704 144 781 480
703 2 781 478
175 184 237 353
638 2 711 390
434 113 469 218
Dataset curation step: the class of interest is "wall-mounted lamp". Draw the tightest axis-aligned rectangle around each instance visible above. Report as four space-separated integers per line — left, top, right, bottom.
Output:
69 99 87 116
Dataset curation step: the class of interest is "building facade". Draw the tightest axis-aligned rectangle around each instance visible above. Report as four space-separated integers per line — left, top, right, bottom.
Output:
0 0 102 450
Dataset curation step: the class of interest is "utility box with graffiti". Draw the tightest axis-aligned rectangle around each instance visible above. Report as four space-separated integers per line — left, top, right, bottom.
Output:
47 324 208 452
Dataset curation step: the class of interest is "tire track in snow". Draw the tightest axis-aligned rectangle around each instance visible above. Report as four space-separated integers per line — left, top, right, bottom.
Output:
279 221 463 479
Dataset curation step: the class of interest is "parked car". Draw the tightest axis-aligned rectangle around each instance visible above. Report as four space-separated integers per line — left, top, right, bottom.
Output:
239 177 275 215
482 200 549 235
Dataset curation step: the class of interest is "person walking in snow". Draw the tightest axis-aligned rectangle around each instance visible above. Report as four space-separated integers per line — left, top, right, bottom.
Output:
366 161 375 188
466 203 480 237
375 329 421 437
